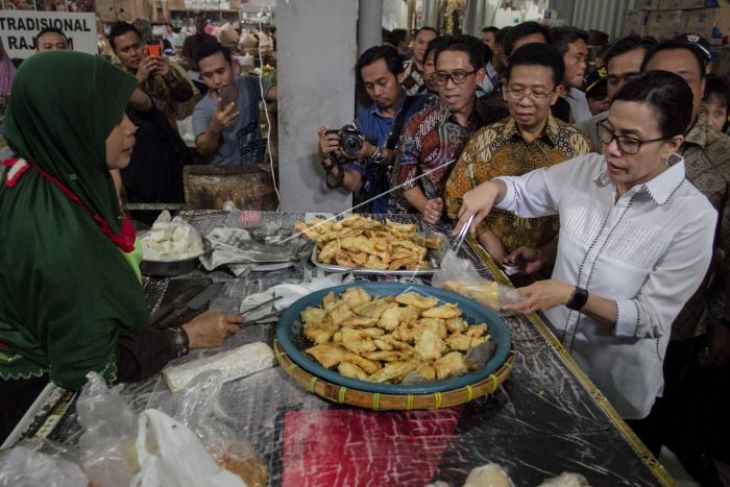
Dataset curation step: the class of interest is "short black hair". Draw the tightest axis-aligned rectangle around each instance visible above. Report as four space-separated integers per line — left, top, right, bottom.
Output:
482 26 499 35
416 26 438 37
505 43 565 88
35 27 68 46
549 26 588 56
703 75 730 107
434 35 486 72
390 28 408 46
192 37 232 66
641 39 708 79
108 21 142 50
425 36 447 62
496 26 512 45
355 44 404 84
502 21 550 57
382 28 391 45
604 35 657 72
614 70 694 138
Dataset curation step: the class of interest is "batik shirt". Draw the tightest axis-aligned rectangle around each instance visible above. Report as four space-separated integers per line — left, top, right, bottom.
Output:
445 114 592 252
401 58 426 96
390 101 483 214
671 121 730 339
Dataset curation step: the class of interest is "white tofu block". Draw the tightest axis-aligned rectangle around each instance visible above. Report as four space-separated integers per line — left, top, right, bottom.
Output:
162 342 276 392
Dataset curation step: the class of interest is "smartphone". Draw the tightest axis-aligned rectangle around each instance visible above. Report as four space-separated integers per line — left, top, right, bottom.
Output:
219 85 237 109
146 43 161 57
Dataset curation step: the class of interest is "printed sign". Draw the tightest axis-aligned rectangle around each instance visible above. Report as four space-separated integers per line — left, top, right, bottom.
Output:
0 10 97 58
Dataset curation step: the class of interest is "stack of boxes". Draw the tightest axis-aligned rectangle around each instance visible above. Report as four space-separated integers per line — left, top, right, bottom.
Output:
625 0 725 40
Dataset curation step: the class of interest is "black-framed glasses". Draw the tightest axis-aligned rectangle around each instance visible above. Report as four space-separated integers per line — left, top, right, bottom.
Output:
596 121 666 155
504 87 554 102
434 69 477 85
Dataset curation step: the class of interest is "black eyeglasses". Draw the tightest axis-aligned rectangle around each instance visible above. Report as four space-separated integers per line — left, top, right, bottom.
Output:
434 69 477 85
596 121 666 155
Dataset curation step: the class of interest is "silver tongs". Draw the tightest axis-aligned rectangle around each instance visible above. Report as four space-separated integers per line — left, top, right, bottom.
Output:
452 214 475 255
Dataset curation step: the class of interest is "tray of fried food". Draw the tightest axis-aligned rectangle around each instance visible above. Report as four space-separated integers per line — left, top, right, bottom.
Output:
300 287 492 385
294 215 446 275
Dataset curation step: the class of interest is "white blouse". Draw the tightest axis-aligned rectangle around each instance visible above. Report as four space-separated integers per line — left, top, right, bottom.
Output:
495 152 717 419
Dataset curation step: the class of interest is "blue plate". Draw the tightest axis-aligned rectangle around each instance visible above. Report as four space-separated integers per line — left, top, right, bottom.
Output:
276 282 511 395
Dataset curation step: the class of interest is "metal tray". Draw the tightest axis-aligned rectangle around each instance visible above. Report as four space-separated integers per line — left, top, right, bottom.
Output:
276 281 512 395
310 231 448 276
138 230 204 277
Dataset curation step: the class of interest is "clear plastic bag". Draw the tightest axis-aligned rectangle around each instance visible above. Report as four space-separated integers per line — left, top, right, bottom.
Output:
170 371 268 487
76 372 140 487
0 442 89 487
432 251 524 313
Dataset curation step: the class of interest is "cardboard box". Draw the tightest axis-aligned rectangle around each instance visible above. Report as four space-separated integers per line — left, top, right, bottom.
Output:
683 8 716 38
679 0 719 9
625 10 648 35
659 0 682 10
647 10 685 38
634 0 660 10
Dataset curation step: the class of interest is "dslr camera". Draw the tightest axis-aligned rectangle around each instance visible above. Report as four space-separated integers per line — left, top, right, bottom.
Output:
326 124 364 159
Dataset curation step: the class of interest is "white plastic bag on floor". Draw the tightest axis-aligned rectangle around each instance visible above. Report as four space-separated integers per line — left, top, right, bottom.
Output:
131 409 246 487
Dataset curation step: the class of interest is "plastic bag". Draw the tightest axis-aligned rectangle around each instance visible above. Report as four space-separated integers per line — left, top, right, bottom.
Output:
432 251 523 313
170 371 268 487
0 443 89 487
76 372 139 487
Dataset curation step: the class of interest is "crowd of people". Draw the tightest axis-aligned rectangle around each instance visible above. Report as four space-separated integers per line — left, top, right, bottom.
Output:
0 17 729 485
317 23 730 486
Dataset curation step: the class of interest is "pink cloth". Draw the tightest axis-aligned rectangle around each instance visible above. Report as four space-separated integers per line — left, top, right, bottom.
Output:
0 38 15 97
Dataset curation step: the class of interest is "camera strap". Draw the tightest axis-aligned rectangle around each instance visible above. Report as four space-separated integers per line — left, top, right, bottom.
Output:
385 95 418 151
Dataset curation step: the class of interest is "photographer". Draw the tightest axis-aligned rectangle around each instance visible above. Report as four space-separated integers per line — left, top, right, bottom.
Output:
318 45 429 213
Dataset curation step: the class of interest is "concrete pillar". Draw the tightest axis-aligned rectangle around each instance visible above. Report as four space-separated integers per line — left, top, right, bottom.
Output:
423 0 440 29
463 0 482 36
277 0 358 213
359 0 383 54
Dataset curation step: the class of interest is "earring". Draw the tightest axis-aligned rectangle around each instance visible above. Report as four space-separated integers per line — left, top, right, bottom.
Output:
662 156 669 166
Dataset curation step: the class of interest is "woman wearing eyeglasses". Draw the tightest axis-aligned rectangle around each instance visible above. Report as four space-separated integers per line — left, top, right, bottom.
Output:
453 70 717 421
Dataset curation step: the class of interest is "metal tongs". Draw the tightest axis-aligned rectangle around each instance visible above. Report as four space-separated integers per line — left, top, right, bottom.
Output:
452 214 475 255
240 294 283 325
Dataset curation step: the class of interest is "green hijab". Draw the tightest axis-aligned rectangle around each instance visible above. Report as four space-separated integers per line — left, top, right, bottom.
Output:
0 52 149 390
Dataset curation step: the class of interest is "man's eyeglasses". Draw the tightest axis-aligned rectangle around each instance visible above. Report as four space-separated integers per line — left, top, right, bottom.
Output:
434 69 477 85
596 121 665 155
504 87 553 102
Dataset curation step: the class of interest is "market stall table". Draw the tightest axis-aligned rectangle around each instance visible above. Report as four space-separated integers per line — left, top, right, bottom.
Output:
8 211 673 486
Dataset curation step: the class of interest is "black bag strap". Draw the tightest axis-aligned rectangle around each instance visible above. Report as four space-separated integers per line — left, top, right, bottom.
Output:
385 95 418 151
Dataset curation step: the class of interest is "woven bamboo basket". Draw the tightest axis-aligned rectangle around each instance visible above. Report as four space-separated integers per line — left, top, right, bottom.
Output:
274 339 516 410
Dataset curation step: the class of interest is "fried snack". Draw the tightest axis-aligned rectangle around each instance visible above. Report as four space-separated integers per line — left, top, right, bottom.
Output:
338 362 368 380
297 216 443 271
440 280 502 311
434 352 467 380
421 303 462 319
300 288 491 384
395 292 439 309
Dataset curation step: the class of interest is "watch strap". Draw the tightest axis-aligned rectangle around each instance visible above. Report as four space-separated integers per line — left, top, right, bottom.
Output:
566 287 589 311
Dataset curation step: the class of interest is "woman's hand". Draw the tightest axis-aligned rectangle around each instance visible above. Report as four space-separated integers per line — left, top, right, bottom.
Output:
503 280 574 315
453 181 502 236
504 246 544 275
182 310 245 349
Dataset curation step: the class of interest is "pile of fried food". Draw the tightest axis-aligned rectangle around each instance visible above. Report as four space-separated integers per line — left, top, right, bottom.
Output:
295 215 443 271
439 280 502 312
302 287 490 384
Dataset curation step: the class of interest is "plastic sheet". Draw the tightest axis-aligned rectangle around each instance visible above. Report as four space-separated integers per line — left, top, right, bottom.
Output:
0 442 88 487
35 212 668 486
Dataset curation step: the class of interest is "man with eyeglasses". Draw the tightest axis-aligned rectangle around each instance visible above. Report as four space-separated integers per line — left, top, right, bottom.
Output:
577 35 658 152
445 43 592 265
630 37 730 487
390 35 486 222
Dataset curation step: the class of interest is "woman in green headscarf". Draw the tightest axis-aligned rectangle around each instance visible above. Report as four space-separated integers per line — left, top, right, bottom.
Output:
0 52 244 440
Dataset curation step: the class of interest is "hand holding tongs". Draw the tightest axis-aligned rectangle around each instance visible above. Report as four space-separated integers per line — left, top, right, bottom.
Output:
452 213 475 255
240 294 283 324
